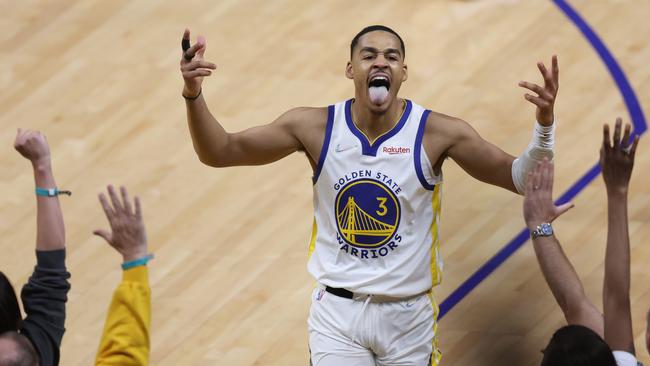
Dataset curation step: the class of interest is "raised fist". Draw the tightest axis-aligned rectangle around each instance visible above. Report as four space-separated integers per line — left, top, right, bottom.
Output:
14 128 51 166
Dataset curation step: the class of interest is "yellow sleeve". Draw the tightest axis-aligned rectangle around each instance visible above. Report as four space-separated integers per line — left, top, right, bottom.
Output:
95 266 151 366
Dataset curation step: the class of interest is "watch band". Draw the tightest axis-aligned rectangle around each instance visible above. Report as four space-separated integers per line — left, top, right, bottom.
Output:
531 222 553 239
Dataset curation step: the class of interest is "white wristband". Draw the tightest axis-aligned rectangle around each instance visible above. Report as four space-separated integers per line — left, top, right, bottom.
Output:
511 121 556 194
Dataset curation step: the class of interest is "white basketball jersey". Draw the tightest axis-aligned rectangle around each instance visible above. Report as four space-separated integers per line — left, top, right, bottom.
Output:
307 99 443 297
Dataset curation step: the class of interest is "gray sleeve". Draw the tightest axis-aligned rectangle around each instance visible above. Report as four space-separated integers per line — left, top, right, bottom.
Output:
20 249 71 366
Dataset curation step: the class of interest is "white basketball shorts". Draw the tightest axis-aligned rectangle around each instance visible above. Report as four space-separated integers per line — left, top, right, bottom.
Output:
308 286 441 366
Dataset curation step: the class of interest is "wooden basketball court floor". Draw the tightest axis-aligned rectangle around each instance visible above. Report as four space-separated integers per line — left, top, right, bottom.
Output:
1 1 649 364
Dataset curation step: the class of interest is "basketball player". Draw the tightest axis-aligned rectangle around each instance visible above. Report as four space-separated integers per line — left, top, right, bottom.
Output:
179 25 559 365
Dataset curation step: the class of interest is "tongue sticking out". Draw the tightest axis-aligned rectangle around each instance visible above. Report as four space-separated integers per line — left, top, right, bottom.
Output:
369 86 389 105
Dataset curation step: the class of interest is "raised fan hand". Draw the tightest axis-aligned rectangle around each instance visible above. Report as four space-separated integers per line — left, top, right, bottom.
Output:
14 128 51 167
600 118 639 195
523 158 574 229
94 185 148 262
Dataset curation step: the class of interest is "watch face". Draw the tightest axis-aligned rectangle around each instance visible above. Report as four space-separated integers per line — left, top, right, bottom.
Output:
541 223 553 235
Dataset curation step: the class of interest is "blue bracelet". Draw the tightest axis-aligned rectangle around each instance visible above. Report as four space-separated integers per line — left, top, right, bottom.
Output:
35 187 72 197
121 254 154 270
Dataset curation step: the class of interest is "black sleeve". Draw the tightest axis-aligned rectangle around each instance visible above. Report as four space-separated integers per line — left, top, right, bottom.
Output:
19 249 71 366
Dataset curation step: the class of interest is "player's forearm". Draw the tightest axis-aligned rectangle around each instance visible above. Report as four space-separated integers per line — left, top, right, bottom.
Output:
185 96 230 166
511 122 555 194
532 235 587 317
604 193 630 298
603 192 634 352
32 160 65 251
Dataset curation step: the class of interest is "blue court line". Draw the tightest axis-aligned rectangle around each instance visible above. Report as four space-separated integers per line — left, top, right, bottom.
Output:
438 0 647 320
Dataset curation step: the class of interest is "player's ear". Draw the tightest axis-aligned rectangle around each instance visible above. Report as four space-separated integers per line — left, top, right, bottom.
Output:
402 63 408 82
345 61 353 80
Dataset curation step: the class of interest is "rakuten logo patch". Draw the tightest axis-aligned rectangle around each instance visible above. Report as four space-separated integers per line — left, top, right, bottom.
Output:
383 146 411 155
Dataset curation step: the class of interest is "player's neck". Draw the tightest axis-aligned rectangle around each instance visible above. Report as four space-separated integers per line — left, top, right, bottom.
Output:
351 98 405 140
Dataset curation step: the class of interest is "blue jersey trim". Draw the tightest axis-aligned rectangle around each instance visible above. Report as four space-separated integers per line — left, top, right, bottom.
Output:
312 105 335 184
344 99 413 157
414 109 435 191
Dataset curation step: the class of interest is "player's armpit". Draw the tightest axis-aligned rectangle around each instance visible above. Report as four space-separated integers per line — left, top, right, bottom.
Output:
439 116 517 193
202 107 325 167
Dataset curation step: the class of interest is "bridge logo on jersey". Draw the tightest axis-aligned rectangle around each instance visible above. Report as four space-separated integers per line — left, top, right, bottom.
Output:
335 179 400 250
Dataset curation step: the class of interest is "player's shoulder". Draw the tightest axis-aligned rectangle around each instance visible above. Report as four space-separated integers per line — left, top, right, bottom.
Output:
278 106 329 129
284 106 329 121
422 109 472 138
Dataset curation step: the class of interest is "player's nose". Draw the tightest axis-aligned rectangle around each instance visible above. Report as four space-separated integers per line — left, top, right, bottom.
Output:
373 53 389 68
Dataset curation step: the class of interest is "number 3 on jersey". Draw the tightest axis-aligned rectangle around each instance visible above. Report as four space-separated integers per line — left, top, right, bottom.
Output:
376 197 388 216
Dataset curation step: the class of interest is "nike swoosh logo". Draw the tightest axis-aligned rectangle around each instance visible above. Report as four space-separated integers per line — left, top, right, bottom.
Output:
335 144 357 153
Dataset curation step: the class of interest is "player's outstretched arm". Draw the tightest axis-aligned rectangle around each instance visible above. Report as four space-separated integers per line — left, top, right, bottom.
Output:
511 56 559 193
600 119 638 354
523 159 604 336
180 29 312 167
437 115 518 192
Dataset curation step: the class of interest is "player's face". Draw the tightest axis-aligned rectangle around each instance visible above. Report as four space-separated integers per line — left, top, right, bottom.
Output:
346 31 408 113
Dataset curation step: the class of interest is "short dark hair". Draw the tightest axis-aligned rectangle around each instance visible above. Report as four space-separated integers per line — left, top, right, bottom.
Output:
541 325 616 366
0 273 21 334
350 25 405 59
0 331 39 366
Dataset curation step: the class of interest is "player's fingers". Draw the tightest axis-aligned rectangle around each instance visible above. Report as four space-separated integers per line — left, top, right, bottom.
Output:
525 171 534 196
196 35 207 60
554 201 575 219
107 185 124 213
93 229 112 244
629 135 640 159
183 69 212 79
540 159 550 193
182 42 205 62
181 61 217 71
134 196 143 221
621 123 631 149
98 192 114 219
532 161 542 192
120 186 133 215
182 28 191 52
519 82 553 100
524 94 550 109
544 158 555 196
613 117 622 149
603 124 611 150
537 62 555 90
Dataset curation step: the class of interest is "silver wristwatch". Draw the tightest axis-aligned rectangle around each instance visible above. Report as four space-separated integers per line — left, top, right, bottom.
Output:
531 222 553 239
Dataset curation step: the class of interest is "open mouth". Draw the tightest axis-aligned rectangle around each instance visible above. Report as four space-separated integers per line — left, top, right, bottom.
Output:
368 75 391 90
368 75 391 105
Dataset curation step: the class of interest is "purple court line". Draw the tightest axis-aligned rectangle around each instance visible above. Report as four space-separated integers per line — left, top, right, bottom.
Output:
438 0 647 319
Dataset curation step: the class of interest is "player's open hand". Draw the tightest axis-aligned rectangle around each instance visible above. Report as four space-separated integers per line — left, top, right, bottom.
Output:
14 128 51 168
523 158 573 229
519 55 559 127
600 118 639 196
94 185 148 262
180 28 217 98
